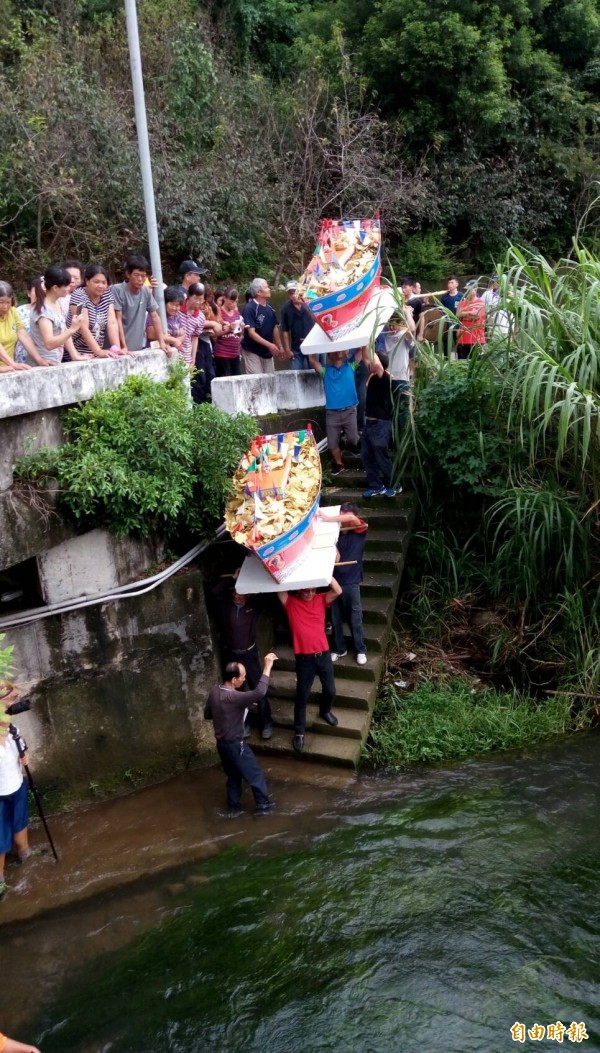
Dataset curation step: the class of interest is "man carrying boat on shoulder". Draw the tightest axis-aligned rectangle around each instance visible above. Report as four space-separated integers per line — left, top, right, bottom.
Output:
278 579 342 753
308 348 365 476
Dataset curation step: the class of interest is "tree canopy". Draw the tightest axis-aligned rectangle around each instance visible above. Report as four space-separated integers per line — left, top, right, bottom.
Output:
0 0 599 278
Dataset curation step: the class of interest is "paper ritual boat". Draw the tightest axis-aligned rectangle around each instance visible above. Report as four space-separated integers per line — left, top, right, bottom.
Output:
224 428 322 583
298 216 382 337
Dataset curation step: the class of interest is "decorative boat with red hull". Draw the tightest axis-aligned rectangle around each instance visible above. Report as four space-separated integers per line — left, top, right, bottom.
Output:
297 216 382 337
224 428 321 583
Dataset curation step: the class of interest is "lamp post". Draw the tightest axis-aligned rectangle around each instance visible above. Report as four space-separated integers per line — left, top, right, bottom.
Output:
123 0 167 329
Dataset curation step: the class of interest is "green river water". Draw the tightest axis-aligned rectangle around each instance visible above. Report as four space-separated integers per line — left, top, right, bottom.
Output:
3 736 600 1053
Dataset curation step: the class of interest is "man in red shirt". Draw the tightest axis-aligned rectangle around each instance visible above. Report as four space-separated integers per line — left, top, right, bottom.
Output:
278 578 342 752
456 280 486 360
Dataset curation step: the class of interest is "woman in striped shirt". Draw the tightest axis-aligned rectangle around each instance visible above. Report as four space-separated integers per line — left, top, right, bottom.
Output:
69 264 122 358
214 286 243 377
159 285 206 369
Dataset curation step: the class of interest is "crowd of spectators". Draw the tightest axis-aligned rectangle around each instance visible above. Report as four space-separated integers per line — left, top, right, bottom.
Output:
0 257 501 411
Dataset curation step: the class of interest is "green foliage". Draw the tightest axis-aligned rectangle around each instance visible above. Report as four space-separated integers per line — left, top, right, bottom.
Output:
0 633 14 684
398 243 600 697
387 231 459 284
366 680 576 767
15 371 257 540
0 0 596 273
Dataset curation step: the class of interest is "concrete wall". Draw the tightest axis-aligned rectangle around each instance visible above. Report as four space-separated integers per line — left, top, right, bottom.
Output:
0 362 323 801
5 565 219 794
0 350 170 490
36 529 165 604
0 485 74 573
212 369 325 417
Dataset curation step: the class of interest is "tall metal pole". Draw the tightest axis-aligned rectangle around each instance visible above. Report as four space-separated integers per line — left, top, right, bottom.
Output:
123 0 167 329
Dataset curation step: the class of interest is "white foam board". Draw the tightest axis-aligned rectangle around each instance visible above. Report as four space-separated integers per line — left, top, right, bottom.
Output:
235 506 341 593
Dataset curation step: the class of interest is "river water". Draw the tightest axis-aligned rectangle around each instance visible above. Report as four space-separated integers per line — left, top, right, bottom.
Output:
1 737 599 1053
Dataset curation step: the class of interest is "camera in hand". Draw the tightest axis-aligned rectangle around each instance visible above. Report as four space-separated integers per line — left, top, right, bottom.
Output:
5 698 31 716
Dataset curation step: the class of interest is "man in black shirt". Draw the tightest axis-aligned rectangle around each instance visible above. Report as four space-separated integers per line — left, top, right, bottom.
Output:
280 281 314 370
241 278 283 374
204 652 278 814
212 574 273 739
361 350 398 498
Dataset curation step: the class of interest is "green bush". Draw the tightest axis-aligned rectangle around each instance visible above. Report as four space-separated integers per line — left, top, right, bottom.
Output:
365 680 576 768
15 371 257 540
0 633 14 684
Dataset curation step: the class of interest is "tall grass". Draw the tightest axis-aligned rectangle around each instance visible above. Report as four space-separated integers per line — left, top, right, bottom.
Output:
365 681 577 768
390 242 600 698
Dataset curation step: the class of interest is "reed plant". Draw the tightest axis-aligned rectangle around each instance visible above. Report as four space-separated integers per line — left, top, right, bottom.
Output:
388 243 600 699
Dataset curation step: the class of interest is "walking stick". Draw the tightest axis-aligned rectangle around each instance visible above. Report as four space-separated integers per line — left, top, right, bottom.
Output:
5 699 59 862
23 763 59 862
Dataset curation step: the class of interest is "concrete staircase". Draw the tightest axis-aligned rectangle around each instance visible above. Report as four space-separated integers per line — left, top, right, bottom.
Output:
253 459 416 769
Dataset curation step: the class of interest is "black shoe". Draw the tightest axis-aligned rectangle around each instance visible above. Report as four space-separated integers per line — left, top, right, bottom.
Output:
261 723 273 740
293 733 305 752
227 807 244 819
331 463 346 476
320 711 338 727
255 801 274 815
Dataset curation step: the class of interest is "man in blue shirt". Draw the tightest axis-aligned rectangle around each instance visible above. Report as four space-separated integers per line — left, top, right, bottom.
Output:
309 348 364 476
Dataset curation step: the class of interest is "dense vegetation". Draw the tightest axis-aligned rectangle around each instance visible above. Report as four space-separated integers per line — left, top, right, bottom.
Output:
15 370 257 540
1 0 599 279
366 244 600 766
367 244 600 763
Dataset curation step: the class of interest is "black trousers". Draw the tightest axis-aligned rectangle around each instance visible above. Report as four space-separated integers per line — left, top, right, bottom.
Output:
227 647 272 730
214 356 242 377
216 740 269 810
294 651 336 733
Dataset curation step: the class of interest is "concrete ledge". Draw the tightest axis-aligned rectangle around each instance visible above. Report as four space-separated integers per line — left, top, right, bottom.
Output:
37 528 165 604
0 485 74 572
212 370 325 416
0 349 170 421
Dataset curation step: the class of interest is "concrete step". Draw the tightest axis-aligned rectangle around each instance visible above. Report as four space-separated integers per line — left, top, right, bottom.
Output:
361 595 396 624
268 699 369 740
268 669 376 710
361 570 398 597
272 644 382 682
250 474 416 770
363 549 405 572
254 727 363 769
321 491 415 527
365 527 411 551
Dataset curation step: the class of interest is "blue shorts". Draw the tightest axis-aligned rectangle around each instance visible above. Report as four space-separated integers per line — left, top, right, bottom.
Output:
0 780 28 853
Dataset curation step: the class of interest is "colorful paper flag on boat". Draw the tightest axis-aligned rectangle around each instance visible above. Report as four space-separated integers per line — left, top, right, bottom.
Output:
295 216 382 335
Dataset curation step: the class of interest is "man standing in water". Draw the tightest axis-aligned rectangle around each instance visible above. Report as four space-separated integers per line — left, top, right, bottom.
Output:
278 579 342 752
204 652 278 815
212 571 273 740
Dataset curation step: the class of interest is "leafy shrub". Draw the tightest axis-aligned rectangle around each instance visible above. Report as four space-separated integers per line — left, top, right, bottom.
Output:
15 371 257 540
0 633 14 685
366 680 575 768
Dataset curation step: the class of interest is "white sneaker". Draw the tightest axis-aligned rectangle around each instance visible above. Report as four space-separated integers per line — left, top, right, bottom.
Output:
356 653 367 665
330 650 347 662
